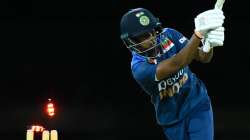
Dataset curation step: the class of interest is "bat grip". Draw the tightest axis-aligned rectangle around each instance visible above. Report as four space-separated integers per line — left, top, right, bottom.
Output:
203 39 211 53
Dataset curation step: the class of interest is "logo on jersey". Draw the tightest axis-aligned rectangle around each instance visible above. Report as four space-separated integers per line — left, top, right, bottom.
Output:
157 68 189 100
161 38 174 53
179 36 187 44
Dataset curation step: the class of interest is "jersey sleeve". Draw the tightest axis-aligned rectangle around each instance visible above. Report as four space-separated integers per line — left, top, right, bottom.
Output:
131 61 158 95
167 28 189 52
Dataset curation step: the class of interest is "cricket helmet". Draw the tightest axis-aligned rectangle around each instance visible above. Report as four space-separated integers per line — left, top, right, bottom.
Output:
120 8 164 58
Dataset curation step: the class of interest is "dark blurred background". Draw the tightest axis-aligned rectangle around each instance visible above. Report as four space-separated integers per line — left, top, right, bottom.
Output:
0 0 250 140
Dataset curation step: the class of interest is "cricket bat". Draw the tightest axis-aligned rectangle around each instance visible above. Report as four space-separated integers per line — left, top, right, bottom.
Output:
203 0 225 52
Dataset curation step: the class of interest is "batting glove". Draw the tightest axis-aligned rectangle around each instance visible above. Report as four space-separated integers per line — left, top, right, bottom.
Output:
202 26 225 48
194 9 225 38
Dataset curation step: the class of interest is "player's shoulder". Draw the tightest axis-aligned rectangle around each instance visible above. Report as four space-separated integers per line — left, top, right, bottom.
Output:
131 52 145 68
162 27 187 44
162 27 181 37
131 52 156 72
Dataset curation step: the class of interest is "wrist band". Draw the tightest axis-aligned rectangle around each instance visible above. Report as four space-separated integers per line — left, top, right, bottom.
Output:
194 30 204 39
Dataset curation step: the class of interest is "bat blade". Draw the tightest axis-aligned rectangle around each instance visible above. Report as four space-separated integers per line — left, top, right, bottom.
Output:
215 0 225 10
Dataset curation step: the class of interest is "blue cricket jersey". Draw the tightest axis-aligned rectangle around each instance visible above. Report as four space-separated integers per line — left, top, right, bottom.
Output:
131 28 210 126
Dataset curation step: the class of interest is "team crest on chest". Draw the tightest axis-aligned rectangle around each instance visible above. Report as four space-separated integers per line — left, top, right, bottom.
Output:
161 38 174 53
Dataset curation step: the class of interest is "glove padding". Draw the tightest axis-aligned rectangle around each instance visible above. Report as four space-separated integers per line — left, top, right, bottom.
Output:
195 9 225 37
202 26 225 48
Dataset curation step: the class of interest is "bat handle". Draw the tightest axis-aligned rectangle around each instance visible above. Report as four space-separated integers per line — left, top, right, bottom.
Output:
203 39 211 53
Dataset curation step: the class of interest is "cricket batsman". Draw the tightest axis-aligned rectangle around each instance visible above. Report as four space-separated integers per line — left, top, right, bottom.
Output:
120 7 225 140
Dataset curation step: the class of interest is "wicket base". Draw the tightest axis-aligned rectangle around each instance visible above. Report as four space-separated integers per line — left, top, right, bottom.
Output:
26 129 58 140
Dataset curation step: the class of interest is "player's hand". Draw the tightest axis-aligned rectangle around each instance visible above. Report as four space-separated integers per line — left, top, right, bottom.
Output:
194 9 225 38
203 26 225 48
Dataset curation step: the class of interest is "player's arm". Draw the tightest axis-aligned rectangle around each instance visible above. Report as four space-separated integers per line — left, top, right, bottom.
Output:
156 33 201 80
195 26 225 63
156 9 224 81
195 47 213 63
